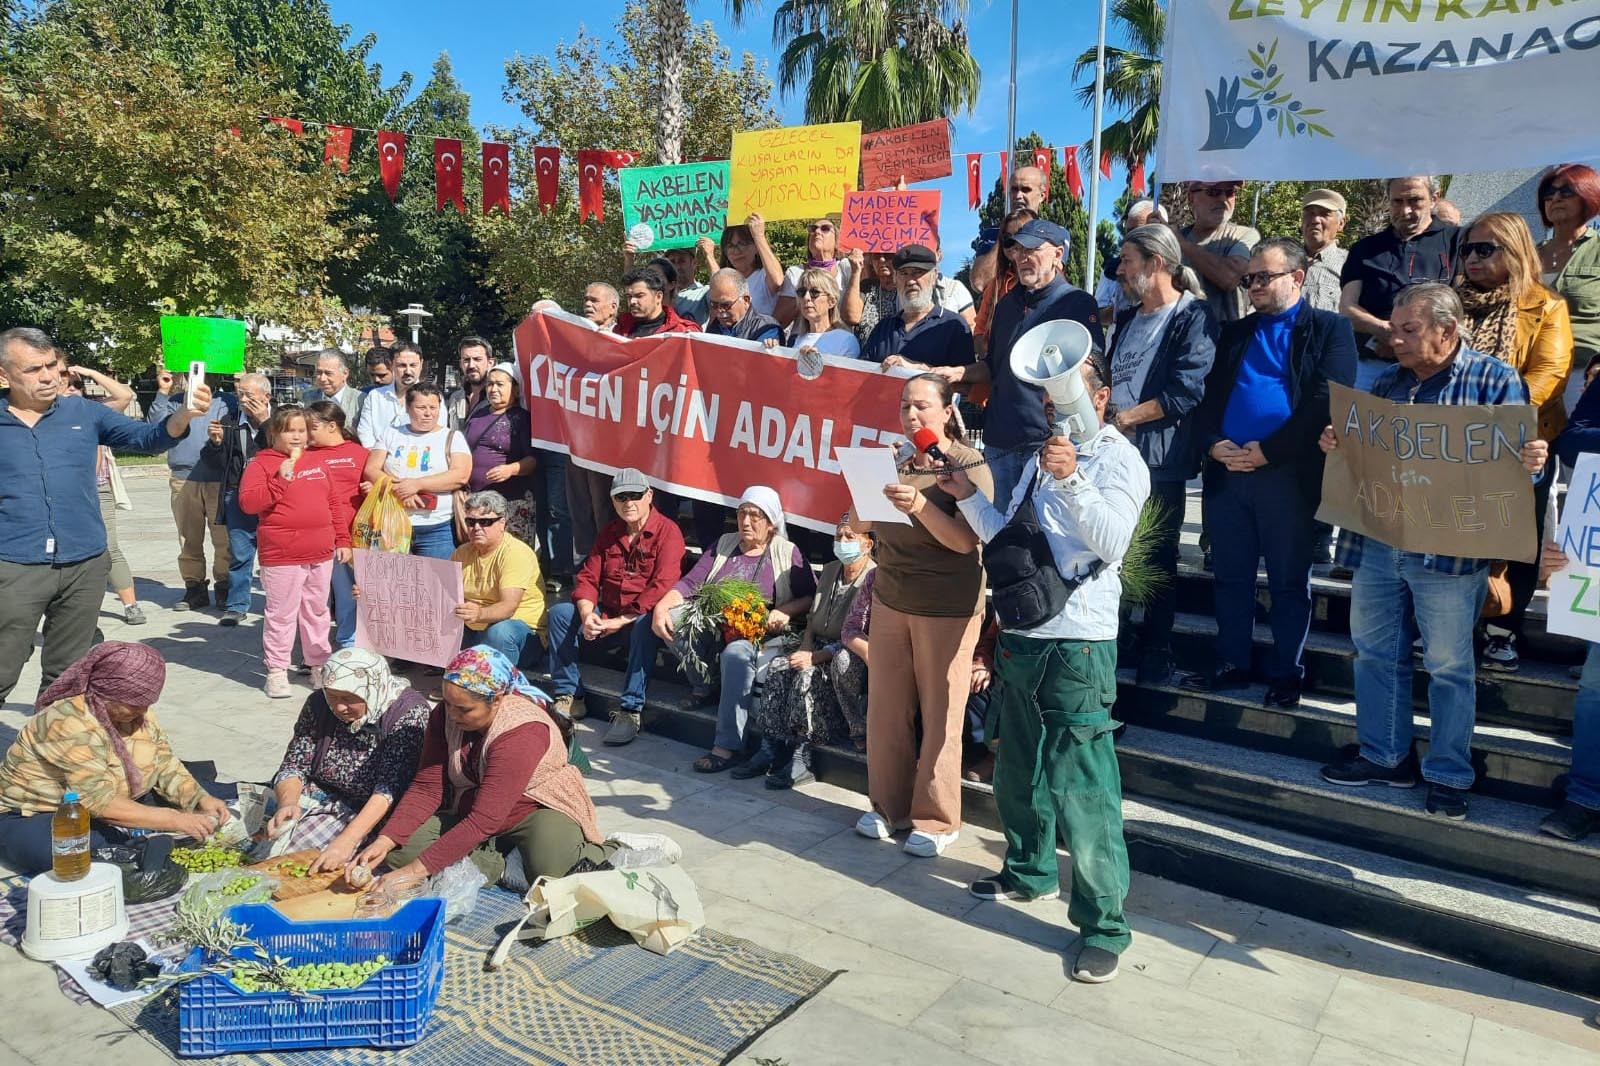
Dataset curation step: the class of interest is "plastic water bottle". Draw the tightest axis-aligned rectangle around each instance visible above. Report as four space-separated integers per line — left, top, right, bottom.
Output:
51 791 90 882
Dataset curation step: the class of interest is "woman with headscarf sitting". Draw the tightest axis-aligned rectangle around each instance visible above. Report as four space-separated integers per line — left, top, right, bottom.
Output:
651 485 818 774
0 643 232 875
353 647 676 888
264 649 432 875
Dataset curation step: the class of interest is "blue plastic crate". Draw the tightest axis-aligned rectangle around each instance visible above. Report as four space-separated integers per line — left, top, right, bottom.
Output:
176 898 445 1057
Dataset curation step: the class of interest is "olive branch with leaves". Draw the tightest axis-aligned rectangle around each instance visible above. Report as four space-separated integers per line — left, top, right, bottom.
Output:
1241 39 1332 139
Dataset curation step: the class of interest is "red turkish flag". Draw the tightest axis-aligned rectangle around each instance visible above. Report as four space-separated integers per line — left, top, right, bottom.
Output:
601 150 638 169
1063 147 1084 200
377 131 406 201
965 153 982 209
999 151 1008 188
1100 150 1113 179
434 138 464 214
268 115 304 136
1032 148 1052 199
482 142 511 216
324 124 353 173
1131 158 1146 196
577 149 606 222
533 146 560 215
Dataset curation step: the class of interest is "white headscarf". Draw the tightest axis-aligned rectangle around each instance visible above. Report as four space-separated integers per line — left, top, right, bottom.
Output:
739 485 786 536
320 648 411 734
489 362 522 408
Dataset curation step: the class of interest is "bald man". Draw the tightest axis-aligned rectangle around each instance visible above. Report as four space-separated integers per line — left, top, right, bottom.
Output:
972 166 1049 295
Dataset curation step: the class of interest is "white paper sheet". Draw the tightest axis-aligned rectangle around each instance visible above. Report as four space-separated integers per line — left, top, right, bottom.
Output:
837 446 910 525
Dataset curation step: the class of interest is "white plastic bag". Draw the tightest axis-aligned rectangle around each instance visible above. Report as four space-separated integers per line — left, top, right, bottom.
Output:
426 858 487 923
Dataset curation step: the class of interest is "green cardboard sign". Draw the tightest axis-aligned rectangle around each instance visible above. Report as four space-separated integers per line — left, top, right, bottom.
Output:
619 161 730 251
159 316 247 373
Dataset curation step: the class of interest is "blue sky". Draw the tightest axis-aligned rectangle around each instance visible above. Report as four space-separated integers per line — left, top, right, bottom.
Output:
326 0 1132 270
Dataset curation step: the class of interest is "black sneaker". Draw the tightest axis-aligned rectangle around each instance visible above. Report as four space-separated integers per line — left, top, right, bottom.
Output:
1480 633 1519 673
1425 783 1469 820
1180 664 1251 692
1263 681 1302 708
218 610 245 627
1071 945 1120 983
1539 801 1599 841
1321 752 1418 788
969 876 1060 902
730 744 776 780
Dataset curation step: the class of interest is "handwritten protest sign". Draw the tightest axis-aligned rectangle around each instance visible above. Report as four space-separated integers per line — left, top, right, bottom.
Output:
354 549 464 668
1548 453 1600 639
840 190 941 254
619 160 730 251
859 120 952 190
728 121 861 223
1317 382 1537 563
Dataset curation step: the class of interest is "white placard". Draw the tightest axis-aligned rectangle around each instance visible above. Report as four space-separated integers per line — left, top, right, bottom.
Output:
1548 454 1600 641
837 446 911 525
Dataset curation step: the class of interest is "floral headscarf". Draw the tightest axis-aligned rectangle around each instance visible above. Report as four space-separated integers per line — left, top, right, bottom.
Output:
36 641 166 797
443 647 550 704
320 648 410 734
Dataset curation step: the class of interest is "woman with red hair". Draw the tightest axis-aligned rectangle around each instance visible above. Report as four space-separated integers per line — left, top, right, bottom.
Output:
1536 163 1600 414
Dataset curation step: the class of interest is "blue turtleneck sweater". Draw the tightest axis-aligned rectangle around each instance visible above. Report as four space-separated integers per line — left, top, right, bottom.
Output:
1221 301 1299 446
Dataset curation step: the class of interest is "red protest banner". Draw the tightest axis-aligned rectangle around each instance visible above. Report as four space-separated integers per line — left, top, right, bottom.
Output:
513 311 911 533
838 190 941 254
859 120 953 190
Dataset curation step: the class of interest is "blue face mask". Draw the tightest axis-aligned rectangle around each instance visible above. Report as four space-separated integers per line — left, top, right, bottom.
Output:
833 539 863 564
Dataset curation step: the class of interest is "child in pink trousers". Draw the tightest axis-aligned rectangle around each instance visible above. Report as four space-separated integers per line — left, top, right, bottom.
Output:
240 406 354 698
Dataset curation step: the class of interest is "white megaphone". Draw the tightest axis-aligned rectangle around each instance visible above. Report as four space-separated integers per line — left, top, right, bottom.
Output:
1009 318 1099 443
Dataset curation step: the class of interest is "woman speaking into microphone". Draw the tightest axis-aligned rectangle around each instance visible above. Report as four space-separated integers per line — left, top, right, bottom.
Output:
853 373 991 857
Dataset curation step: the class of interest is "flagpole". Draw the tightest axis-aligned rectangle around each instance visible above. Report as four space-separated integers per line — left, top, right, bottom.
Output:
1085 0 1108 291
1004 0 1018 214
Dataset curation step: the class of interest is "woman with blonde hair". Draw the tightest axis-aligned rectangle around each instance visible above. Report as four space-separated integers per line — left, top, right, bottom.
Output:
764 267 861 358
1456 211 1574 672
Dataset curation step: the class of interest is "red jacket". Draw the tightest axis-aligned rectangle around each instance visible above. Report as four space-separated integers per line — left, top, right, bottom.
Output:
571 506 686 617
308 439 369 525
239 448 353 566
614 307 698 338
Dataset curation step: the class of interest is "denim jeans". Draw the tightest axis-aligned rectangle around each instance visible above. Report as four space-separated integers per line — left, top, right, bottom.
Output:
534 449 575 575
545 602 657 712
410 521 456 560
983 443 1031 514
468 618 537 668
330 560 357 649
1206 465 1315 682
710 639 787 751
1570 644 1600 811
1350 539 1488 789
222 489 258 615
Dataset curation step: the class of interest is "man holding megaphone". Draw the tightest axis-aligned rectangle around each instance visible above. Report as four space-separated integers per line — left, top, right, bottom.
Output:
936 338 1150 985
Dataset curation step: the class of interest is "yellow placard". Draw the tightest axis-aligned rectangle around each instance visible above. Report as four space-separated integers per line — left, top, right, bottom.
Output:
727 121 862 224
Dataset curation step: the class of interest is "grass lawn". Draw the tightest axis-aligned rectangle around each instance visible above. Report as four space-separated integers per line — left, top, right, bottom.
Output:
113 453 169 466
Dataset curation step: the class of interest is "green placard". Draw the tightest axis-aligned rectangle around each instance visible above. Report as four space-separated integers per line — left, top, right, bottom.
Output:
619 161 730 251
159 316 247 373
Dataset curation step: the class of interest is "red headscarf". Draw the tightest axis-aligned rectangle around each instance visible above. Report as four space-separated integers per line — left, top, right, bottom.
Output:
36 641 167 797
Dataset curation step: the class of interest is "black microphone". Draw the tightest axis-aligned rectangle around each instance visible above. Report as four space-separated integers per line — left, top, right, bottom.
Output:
911 427 949 466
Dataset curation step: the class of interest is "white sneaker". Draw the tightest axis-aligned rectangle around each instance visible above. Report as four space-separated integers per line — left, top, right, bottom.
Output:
903 829 959 857
855 811 894 840
309 665 325 690
606 832 684 869
264 669 292 699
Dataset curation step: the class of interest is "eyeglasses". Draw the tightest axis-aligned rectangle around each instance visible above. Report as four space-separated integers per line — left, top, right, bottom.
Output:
796 287 829 299
1542 184 1579 201
709 298 741 310
1194 185 1240 198
1461 241 1502 260
1238 270 1293 289
613 491 646 502
808 222 834 233
463 516 502 528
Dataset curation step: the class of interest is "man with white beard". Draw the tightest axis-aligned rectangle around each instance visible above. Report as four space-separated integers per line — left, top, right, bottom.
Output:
861 244 976 370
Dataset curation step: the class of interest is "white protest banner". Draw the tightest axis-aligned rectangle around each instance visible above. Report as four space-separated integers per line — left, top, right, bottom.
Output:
354 549 464 668
1156 1 1600 181
1548 453 1600 640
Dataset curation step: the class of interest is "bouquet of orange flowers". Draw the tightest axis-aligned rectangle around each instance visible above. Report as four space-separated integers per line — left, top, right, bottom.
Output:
677 577 773 679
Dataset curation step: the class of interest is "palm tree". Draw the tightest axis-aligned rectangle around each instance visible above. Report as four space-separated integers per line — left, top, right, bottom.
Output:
767 0 981 132
1072 0 1163 171
652 0 694 165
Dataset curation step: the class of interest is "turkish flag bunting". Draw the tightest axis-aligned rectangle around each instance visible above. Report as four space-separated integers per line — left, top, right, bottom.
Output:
1063 147 1084 200
434 137 465 214
577 149 606 222
1032 148 1052 199
324 124 353 172
999 151 1008 188
1099 150 1113 180
1131 158 1146 195
601 150 638 169
268 115 304 136
965 153 982 209
482 142 511 216
377 130 406 201
533 146 560 215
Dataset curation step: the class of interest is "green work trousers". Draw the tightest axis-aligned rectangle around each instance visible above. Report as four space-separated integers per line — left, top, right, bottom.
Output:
388 806 617 886
989 632 1132 955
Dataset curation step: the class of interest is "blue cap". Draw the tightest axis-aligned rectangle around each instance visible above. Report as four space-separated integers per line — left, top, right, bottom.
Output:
1009 218 1071 251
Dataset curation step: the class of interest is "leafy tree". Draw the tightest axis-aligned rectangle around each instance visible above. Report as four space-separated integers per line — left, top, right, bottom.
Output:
1071 0 1162 172
480 4 782 312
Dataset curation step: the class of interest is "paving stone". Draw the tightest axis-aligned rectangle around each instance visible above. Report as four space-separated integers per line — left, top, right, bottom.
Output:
1316 975 1474 1066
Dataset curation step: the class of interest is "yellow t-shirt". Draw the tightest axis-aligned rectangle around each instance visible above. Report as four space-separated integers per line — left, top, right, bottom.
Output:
452 534 547 638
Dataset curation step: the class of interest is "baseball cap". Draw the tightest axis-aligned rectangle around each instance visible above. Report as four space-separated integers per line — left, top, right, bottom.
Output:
610 468 649 497
1008 218 1070 250
1302 188 1347 213
891 244 938 270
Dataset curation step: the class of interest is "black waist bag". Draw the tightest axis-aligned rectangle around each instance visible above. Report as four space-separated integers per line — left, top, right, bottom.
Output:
985 476 1102 630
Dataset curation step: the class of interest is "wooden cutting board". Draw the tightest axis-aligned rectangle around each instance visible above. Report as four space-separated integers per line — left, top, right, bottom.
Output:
246 850 344 901
269 884 366 922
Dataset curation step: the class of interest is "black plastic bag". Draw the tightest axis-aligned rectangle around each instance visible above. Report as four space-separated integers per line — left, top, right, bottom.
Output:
93 836 186 904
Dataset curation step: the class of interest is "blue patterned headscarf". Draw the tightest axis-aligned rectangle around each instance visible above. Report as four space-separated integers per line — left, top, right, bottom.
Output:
443 646 550 704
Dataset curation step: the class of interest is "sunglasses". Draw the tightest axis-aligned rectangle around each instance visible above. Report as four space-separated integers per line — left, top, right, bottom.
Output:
463 516 502 528
808 222 834 233
1461 241 1501 260
1238 269 1293 289
796 287 830 299
613 491 646 502
1542 185 1578 201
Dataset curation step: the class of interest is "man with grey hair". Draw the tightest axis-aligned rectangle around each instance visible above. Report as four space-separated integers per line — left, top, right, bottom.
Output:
0 327 212 700
1097 199 1170 319
704 268 780 342
1178 181 1260 325
861 244 974 366
1319 282 1546 822
450 488 547 666
300 348 363 424
581 283 620 330
207 372 272 625
1300 189 1348 313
